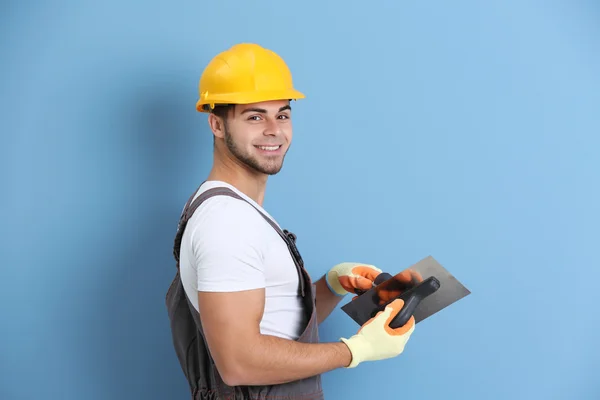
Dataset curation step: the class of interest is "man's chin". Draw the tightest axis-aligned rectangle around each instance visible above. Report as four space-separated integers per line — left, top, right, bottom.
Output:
236 152 286 176
255 158 285 176
261 165 284 176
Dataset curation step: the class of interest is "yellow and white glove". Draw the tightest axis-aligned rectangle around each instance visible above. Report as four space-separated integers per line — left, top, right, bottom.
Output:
340 299 416 368
326 262 383 296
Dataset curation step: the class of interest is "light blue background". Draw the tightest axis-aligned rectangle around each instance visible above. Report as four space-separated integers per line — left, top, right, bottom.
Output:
2 1 599 399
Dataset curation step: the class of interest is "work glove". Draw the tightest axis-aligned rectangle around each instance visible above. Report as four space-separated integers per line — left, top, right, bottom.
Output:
326 262 382 296
340 298 416 368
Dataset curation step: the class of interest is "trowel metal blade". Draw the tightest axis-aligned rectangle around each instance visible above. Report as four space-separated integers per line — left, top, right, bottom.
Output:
341 256 471 326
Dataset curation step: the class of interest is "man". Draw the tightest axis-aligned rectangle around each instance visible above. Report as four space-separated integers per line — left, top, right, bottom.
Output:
168 43 416 399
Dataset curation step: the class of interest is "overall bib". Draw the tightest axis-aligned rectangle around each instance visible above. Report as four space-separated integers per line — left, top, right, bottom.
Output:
166 186 324 399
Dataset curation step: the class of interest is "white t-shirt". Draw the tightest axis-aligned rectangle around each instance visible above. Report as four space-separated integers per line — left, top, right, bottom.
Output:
178 180 307 341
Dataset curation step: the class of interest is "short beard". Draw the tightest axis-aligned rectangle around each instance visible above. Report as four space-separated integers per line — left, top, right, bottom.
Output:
223 125 286 176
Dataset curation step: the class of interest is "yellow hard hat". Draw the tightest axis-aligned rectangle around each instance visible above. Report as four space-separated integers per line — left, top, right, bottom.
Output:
196 43 305 113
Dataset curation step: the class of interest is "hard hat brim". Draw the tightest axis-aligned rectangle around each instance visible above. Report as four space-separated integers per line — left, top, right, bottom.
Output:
196 88 305 113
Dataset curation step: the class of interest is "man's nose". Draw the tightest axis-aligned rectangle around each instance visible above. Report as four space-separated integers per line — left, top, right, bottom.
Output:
263 118 280 136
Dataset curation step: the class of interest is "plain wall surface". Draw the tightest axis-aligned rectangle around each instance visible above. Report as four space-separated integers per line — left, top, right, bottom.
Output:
2 1 599 399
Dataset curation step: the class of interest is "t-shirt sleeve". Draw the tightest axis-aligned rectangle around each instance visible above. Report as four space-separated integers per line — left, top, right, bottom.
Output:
188 198 266 292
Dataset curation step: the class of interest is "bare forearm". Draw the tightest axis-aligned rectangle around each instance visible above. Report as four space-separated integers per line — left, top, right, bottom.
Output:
227 335 352 386
314 274 345 324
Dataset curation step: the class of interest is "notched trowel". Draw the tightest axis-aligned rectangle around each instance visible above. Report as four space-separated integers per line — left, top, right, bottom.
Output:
341 256 471 329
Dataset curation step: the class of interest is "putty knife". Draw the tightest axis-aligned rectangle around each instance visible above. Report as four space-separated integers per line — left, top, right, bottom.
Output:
341 256 471 329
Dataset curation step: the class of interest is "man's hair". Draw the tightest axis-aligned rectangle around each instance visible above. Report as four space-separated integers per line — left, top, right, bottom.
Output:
210 104 235 121
209 104 235 145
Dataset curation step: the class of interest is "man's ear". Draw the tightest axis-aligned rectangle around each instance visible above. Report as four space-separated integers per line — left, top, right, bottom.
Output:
208 113 226 139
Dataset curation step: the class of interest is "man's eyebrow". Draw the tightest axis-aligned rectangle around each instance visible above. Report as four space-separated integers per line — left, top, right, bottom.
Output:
241 107 267 114
240 105 292 114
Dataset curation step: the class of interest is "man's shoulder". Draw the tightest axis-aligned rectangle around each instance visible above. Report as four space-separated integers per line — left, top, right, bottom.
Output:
189 192 262 231
187 182 277 227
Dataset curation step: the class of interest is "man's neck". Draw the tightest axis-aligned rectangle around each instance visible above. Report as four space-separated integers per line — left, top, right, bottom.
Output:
207 161 268 206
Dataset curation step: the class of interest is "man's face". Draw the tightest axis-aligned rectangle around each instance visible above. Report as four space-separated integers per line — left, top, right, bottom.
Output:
220 100 293 176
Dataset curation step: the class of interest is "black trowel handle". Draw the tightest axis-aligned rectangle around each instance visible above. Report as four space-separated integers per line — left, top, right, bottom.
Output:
374 272 393 285
389 294 421 329
389 276 441 329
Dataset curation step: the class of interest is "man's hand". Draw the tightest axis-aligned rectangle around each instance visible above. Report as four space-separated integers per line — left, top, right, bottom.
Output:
326 262 383 296
197 287 416 384
340 298 416 368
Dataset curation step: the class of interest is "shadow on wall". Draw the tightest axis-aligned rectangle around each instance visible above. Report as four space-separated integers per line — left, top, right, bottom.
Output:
80 68 210 399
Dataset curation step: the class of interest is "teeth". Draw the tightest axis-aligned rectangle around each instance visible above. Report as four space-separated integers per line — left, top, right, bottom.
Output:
258 145 280 151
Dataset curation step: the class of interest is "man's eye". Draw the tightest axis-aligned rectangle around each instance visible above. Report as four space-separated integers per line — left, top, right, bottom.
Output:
248 115 262 121
278 114 290 119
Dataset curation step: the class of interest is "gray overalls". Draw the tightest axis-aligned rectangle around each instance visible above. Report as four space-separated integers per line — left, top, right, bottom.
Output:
166 186 324 399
